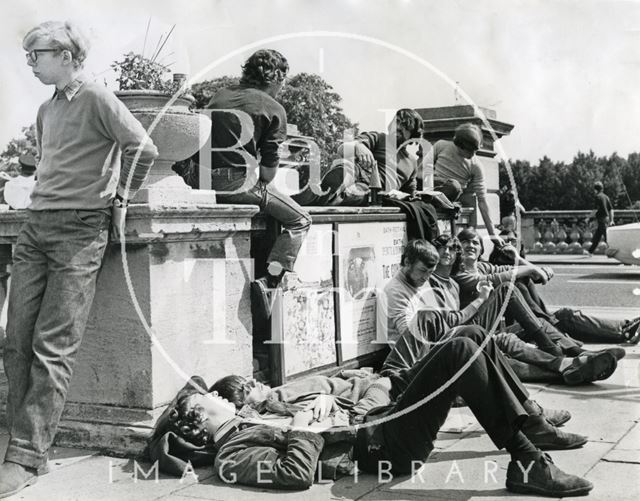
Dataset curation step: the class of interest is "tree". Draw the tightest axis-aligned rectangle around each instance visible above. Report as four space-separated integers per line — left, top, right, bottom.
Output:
0 124 37 174
189 73 357 171
190 76 240 109
279 73 358 171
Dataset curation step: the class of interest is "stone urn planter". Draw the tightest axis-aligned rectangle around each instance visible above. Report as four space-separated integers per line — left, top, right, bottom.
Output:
116 90 213 205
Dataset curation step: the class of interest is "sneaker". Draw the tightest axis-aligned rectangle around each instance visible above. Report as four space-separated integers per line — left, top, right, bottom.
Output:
506 452 593 497
522 415 587 450
0 461 38 499
561 352 617 385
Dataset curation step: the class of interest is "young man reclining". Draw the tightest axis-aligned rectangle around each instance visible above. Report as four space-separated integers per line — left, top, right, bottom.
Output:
159 333 594 497
428 234 617 384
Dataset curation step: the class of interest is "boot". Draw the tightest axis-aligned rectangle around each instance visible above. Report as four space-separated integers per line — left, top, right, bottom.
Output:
507 451 593 497
521 414 587 450
0 461 38 499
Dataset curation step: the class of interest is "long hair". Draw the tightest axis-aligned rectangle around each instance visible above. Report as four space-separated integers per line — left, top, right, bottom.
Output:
432 234 463 275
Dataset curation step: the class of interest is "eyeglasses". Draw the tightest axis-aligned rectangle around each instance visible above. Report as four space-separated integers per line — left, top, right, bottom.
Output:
26 48 59 63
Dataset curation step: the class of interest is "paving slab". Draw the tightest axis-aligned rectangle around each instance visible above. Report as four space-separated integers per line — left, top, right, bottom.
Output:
10 456 213 501
584 460 640 501
603 420 640 464
174 472 378 501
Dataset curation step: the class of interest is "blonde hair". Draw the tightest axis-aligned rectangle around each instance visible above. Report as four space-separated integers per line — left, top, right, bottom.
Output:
23 21 90 69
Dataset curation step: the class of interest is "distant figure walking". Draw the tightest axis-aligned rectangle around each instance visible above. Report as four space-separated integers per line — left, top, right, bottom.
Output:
587 181 614 255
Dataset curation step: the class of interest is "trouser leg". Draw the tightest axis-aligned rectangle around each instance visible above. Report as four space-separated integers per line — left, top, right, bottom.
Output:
554 307 624 343
3 222 47 432
381 326 528 473
588 218 607 254
503 355 561 383
4 210 109 469
495 332 563 381
262 183 311 272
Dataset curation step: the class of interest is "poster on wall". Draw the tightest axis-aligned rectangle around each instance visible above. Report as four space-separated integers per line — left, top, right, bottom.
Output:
336 221 407 361
277 224 337 377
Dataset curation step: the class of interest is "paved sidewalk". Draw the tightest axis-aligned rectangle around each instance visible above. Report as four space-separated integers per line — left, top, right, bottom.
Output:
1 340 639 501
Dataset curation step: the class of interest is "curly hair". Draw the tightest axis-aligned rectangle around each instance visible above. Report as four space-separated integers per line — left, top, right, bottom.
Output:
166 393 212 447
389 108 424 139
240 49 289 88
23 20 90 69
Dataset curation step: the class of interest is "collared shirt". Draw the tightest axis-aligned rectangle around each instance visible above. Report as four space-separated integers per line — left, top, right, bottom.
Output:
55 77 84 101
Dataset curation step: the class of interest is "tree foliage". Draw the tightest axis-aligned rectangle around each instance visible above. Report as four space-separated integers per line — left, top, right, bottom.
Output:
190 72 357 170
499 150 640 210
0 123 37 174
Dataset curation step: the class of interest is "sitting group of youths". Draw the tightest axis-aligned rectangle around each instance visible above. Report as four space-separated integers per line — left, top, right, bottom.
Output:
149 230 639 498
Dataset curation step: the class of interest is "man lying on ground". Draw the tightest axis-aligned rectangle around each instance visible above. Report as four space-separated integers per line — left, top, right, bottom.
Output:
427 234 617 384
156 330 594 497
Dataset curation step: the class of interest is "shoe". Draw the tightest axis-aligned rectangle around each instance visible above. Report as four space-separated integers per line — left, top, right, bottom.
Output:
621 317 640 344
583 347 626 361
250 277 277 319
506 452 593 497
526 400 571 427
0 461 38 499
561 352 617 385
522 415 587 450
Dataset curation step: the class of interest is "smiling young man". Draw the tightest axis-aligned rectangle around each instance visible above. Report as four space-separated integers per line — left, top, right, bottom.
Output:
0 21 157 497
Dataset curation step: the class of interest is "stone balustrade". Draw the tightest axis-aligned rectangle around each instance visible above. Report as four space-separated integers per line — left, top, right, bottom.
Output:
520 210 639 254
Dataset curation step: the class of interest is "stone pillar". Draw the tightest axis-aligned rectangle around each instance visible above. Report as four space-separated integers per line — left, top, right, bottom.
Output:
416 105 515 231
0 205 257 454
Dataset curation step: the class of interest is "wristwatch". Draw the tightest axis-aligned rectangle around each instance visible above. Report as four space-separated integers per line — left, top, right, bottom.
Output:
113 194 129 208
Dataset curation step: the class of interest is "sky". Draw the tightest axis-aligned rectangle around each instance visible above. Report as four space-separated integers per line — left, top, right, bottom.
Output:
1 0 639 163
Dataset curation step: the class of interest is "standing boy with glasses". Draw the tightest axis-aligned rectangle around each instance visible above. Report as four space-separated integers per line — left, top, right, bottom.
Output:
0 20 158 497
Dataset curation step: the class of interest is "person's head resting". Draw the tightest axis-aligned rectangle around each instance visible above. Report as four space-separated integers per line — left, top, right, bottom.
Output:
209 375 301 416
23 21 89 86
453 123 482 159
240 49 289 97
457 227 484 262
400 239 439 287
432 234 462 274
594 181 604 194
388 108 424 146
167 390 237 447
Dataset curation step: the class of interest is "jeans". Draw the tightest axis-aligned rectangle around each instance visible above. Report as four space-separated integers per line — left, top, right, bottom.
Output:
212 170 311 272
3 209 110 469
555 307 624 343
356 326 529 474
588 217 609 254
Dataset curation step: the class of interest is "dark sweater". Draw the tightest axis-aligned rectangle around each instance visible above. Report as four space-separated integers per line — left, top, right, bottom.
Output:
207 84 287 171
